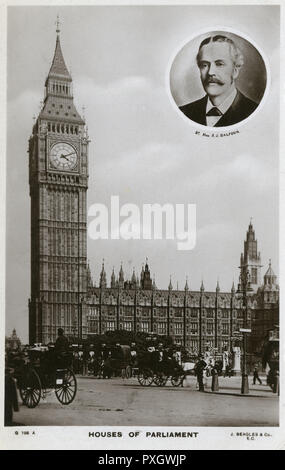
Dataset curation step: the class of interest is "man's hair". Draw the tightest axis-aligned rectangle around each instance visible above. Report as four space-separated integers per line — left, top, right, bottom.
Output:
58 328 64 336
196 35 244 69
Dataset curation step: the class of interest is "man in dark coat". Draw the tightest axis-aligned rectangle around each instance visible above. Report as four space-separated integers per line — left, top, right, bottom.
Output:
194 356 207 391
179 35 258 127
54 328 70 368
253 366 262 385
54 328 69 354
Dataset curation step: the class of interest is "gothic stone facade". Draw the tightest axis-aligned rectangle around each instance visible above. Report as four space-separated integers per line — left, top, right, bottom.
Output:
85 254 279 355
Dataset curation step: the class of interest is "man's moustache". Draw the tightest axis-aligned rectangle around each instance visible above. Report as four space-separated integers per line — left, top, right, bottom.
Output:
204 78 224 85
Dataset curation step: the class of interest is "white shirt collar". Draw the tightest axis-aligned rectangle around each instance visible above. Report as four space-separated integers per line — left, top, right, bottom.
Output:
206 87 237 115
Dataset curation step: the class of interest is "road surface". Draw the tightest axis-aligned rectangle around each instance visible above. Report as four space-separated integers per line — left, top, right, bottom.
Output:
10 374 278 427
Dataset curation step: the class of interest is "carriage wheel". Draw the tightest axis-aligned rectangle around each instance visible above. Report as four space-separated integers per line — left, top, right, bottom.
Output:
121 368 126 379
19 367 42 408
138 369 153 386
154 372 168 387
171 374 184 387
126 365 132 379
55 369 77 405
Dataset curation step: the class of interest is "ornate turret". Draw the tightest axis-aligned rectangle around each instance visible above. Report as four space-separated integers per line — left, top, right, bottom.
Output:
130 268 137 290
99 260 107 289
184 277 189 292
231 281 235 295
39 21 84 127
240 220 262 293
264 259 277 287
200 280 205 293
216 279 220 293
141 258 152 290
168 276 173 291
257 260 279 307
5 329 21 351
111 268 116 289
118 263 124 289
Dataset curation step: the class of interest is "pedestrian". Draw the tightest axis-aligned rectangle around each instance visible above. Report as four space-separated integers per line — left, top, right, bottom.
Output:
82 345 90 376
130 343 138 367
54 328 69 354
224 364 232 378
194 355 207 391
253 366 262 385
54 328 70 368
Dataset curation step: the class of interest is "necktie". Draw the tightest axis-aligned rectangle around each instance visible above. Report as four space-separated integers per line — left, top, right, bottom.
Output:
206 107 222 116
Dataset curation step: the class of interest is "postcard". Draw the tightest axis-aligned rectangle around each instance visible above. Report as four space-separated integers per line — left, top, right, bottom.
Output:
1 0 283 451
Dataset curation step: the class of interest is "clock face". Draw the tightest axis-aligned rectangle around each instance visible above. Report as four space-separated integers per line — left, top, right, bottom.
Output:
50 142 78 171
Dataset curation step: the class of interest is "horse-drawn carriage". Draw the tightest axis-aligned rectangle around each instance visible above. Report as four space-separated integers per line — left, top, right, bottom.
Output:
10 346 77 408
136 349 186 387
93 344 133 379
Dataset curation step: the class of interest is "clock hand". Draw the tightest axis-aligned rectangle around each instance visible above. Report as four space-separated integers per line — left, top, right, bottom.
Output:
60 154 69 160
64 151 76 157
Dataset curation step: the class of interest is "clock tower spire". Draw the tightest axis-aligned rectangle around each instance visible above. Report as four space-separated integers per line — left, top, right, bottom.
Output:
29 23 89 344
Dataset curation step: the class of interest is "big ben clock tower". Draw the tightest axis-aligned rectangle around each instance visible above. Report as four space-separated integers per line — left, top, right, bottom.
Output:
29 24 89 344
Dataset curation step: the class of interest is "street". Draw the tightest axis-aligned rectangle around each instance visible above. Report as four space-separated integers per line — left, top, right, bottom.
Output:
11 374 278 427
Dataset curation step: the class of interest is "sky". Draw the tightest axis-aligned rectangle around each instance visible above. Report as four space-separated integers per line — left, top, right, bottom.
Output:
5 4 279 342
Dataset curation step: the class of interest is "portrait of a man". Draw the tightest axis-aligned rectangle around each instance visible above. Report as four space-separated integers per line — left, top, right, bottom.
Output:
177 34 263 127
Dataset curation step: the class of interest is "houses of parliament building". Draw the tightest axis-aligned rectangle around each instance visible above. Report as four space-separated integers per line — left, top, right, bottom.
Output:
28 27 279 355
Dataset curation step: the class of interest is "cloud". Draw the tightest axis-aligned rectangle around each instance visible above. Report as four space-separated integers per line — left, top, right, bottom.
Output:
109 141 185 173
92 76 153 96
75 74 157 109
8 89 42 122
183 152 276 198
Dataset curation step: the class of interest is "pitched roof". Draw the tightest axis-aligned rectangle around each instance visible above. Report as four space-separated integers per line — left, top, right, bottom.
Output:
48 35 71 80
265 264 275 277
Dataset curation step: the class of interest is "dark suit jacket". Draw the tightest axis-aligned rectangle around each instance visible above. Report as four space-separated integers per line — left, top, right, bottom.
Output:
179 90 258 127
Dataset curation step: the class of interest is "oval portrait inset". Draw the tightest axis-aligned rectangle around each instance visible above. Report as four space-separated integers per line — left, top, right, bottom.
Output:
169 30 268 128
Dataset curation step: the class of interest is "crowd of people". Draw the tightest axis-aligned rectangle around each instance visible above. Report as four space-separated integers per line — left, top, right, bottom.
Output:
70 341 184 379
6 328 265 386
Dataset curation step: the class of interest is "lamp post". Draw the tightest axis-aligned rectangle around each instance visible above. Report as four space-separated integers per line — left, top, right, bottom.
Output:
237 268 253 394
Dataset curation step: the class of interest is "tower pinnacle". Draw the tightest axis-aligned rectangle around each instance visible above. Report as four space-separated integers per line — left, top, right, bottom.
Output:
184 276 189 291
56 15 61 36
48 33 71 81
216 279 220 293
99 260 107 289
240 221 262 293
39 26 85 125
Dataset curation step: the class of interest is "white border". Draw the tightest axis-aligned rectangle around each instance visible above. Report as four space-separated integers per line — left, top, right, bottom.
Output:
0 0 283 451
